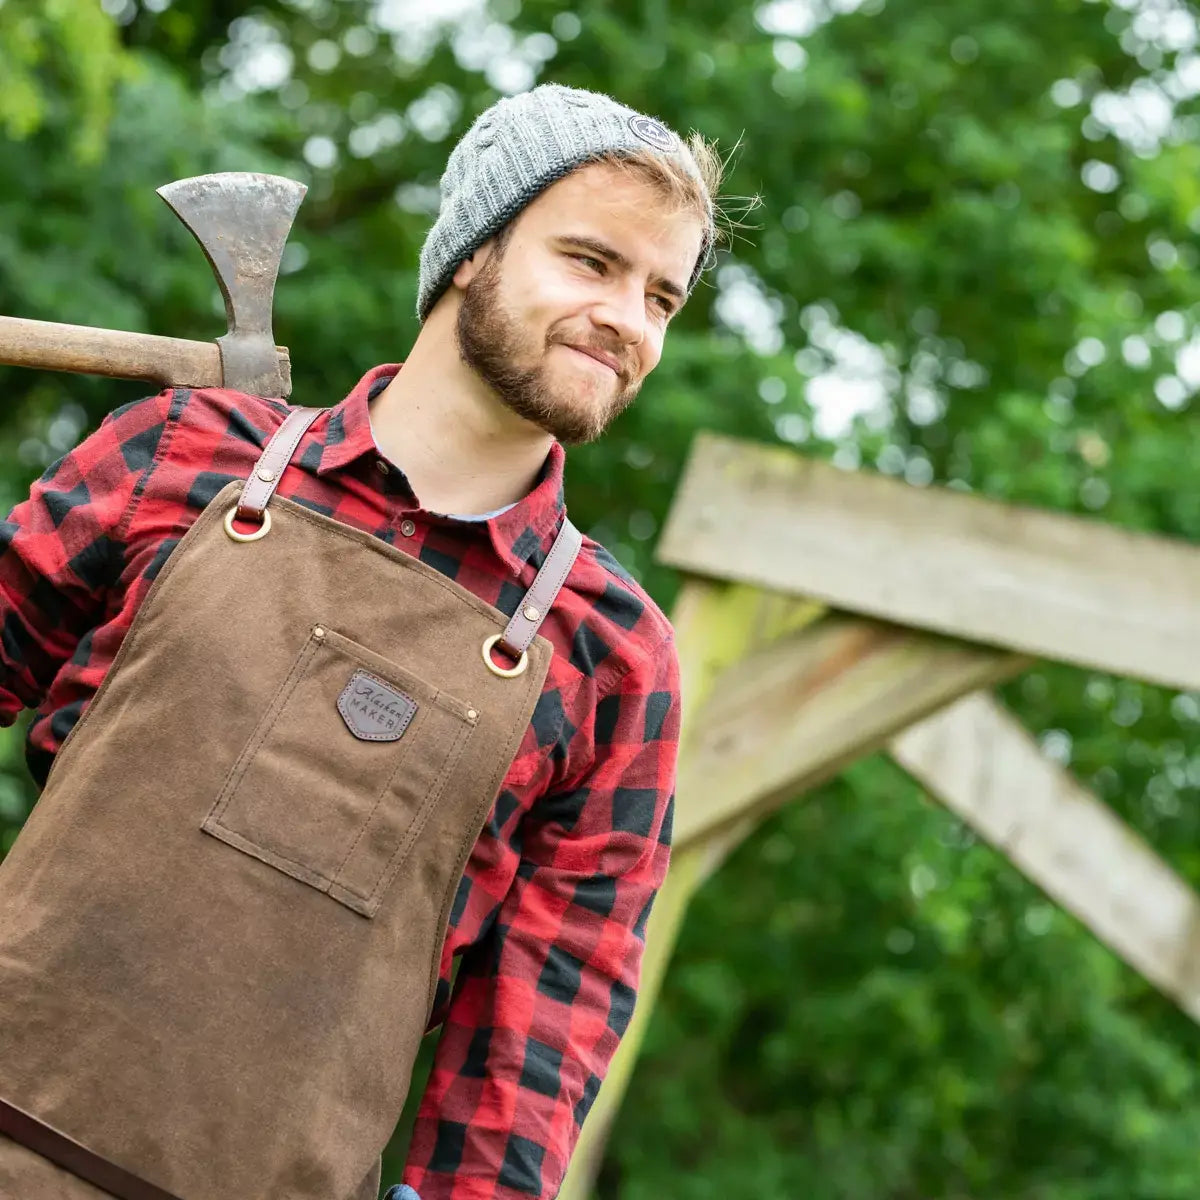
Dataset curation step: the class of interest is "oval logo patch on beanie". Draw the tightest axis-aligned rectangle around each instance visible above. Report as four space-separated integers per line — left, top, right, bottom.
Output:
628 115 674 150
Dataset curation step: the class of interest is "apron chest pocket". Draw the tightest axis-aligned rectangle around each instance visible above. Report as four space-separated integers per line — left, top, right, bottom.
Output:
202 622 478 917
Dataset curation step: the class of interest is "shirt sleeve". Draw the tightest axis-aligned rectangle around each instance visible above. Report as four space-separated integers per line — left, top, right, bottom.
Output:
401 633 681 1200
0 391 170 725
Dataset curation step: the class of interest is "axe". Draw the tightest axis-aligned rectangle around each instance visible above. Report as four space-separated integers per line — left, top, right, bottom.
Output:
0 172 307 399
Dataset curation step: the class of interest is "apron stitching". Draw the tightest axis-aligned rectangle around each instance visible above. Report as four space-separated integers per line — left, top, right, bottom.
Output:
419 653 547 1015
201 825 336 892
328 723 424 881
357 721 475 910
207 726 419 891
43 484 236 787
203 637 321 828
319 627 475 720
269 491 550 629
202 624 478 905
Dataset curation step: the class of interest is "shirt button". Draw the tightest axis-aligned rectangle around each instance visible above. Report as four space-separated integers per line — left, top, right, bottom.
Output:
399 519 416 537
375 459 390 475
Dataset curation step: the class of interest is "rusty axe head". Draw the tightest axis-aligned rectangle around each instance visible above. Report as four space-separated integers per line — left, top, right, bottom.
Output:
157 172 307 399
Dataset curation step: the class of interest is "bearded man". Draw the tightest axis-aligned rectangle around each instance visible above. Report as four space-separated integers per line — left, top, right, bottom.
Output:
0 83 723 1200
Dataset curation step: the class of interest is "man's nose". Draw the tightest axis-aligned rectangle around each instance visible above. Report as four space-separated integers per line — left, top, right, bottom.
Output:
591 282 646 348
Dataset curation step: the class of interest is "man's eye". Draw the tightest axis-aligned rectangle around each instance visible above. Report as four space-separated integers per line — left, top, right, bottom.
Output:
574 254 605 272
652 295 675 315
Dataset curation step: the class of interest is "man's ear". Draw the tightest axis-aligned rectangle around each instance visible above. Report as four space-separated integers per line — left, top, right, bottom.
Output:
452 239 495 288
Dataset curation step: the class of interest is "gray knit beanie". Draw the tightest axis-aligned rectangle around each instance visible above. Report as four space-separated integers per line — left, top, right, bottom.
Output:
416 83 715 321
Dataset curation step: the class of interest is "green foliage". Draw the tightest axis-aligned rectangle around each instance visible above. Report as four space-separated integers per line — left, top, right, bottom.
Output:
611 759 1200 1199
2 0 1200 1195
0 0 127 160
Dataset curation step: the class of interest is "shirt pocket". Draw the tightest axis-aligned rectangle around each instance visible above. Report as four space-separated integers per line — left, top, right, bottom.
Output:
202 622 478 917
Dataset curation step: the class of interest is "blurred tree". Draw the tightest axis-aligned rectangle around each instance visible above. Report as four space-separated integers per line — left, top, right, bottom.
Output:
2 0 1200 1196
0 0 127 160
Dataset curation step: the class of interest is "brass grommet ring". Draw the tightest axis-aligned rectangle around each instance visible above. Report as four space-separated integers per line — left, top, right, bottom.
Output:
224 506 272 543
481 633 528 678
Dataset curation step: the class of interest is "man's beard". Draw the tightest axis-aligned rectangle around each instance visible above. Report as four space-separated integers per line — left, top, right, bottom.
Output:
455 254 642 446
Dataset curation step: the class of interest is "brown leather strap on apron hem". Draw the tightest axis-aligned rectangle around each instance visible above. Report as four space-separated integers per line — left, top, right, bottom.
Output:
0 1096 183 1200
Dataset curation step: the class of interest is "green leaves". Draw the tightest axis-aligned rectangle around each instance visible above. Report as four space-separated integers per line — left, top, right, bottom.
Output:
0 0 127 161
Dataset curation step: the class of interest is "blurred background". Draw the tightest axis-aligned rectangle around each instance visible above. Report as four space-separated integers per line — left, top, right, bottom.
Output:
4 0 1200 1196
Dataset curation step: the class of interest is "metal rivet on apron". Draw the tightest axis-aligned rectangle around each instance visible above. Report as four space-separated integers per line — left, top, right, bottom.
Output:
481 633 528 678
467 709 478 721
313 626 326 639
522 605 539 621
223 507 272 543
257 468 276 483
399 519 416 537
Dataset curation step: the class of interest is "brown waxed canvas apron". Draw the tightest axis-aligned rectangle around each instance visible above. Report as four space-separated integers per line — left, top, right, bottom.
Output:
0 407 581 1200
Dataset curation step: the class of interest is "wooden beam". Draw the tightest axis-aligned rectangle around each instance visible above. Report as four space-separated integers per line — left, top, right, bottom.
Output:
890 692 1200 1023
675 615 1028 849
658 432 1200 692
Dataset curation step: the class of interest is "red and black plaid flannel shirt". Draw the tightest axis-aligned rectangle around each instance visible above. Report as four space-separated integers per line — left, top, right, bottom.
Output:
0 364 680 1200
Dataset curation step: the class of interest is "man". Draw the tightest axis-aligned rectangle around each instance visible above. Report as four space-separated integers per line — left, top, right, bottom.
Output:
0 83 722 1199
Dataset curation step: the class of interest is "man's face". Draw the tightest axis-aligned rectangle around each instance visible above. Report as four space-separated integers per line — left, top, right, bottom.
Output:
453 162 706 446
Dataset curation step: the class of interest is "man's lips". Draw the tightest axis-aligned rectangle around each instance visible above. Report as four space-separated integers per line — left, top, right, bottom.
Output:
564 344 621 376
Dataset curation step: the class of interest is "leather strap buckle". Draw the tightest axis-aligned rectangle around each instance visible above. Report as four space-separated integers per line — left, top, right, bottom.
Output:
223 506 272 542
481 634 528 678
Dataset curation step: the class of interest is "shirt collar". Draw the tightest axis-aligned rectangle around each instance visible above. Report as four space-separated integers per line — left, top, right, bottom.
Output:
317 364 568 577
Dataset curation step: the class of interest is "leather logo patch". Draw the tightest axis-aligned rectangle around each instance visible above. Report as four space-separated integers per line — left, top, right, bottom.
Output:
337 670 417 742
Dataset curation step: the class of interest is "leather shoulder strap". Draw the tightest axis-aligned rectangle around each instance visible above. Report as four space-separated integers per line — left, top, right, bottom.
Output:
236 406 325 521
496 518 583 659
233 404 583 656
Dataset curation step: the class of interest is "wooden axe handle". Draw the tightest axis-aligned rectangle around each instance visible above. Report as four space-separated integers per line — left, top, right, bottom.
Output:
0 316 292 397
